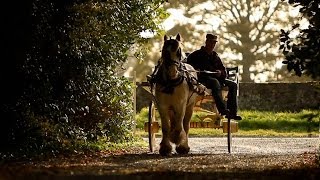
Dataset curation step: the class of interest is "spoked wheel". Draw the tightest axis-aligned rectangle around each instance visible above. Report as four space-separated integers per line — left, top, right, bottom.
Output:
148 101 156 152
227 116 232 153
223 109 232 153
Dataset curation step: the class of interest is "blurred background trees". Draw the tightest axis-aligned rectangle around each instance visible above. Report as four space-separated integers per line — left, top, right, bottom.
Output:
125 0 313 82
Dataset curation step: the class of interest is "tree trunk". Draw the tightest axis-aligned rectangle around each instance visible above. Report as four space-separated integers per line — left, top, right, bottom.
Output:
241 52 255 82
242 65 251 82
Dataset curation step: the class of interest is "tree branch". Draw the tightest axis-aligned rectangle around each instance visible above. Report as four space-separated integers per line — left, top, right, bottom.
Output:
255 2 280 42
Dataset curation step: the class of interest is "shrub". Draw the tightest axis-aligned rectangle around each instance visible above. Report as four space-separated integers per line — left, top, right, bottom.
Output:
1 0 166 156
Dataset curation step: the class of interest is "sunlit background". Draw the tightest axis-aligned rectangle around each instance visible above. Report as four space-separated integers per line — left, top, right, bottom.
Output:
124 0 311 83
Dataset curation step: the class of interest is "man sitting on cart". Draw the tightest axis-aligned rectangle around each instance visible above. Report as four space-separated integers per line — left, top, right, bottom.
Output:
187 33 242 120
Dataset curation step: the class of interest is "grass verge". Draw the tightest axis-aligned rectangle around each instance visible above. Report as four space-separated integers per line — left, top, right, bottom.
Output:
135 108 319 137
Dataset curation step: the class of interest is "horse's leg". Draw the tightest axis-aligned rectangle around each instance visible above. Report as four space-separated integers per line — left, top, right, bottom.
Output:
158 106 172 156
176 102 194 154
169 104 186 146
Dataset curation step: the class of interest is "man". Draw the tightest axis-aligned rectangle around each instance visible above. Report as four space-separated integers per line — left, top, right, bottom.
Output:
187 34 242 120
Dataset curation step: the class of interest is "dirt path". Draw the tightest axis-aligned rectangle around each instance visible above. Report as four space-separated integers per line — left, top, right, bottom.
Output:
0 137 319 180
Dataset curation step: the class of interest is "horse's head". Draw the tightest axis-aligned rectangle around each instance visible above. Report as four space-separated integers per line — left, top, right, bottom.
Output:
161 34 183 80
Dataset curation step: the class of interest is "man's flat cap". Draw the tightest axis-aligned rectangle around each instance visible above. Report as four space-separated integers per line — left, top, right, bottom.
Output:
206 34 218 42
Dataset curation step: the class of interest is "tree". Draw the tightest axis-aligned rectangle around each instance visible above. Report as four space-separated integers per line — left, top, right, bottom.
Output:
280 0 320 80
127 0 304 82
1 0 166 153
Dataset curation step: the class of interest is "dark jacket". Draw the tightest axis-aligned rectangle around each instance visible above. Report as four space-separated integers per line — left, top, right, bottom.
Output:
187 46 227 82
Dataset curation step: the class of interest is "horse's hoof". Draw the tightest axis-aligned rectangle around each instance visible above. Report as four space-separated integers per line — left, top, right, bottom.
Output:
176 145 190 154
159 144 172 156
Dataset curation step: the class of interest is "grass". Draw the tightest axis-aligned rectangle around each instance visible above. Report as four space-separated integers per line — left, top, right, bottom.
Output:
135 108 320 137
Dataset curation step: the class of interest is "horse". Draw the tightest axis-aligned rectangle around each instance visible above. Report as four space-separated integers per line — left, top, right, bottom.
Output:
152 34 204 156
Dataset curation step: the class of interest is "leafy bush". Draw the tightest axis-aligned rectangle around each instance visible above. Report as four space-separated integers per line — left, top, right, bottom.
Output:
1 0 166 156
280 0 320 79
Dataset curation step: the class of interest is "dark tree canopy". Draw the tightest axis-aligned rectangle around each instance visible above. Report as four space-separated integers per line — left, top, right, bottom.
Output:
280 0 320 80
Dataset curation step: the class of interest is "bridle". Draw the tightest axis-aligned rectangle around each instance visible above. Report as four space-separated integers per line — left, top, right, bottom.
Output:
160 38 184 77
149 38 184 93
148 34 202 99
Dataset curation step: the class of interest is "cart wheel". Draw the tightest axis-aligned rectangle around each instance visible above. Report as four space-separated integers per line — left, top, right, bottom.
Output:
227 116 232 153
148 101 156 152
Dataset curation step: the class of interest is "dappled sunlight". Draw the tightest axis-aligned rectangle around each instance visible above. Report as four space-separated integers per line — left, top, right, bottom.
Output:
275 60 283 69
124 0 310 82
162 9 191 30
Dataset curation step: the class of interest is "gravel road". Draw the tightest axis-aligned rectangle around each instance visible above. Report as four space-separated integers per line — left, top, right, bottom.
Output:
1 137 319 180
145 137 319 155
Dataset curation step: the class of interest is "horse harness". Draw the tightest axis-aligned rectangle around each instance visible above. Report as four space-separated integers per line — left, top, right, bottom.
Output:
148 58 202 95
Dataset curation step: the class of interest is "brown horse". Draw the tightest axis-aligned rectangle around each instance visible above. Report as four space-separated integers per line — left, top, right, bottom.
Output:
154 34 202 156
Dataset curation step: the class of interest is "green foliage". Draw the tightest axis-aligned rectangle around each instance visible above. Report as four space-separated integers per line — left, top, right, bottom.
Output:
280 0 320 80
135 107 150 129
1 0 166 156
